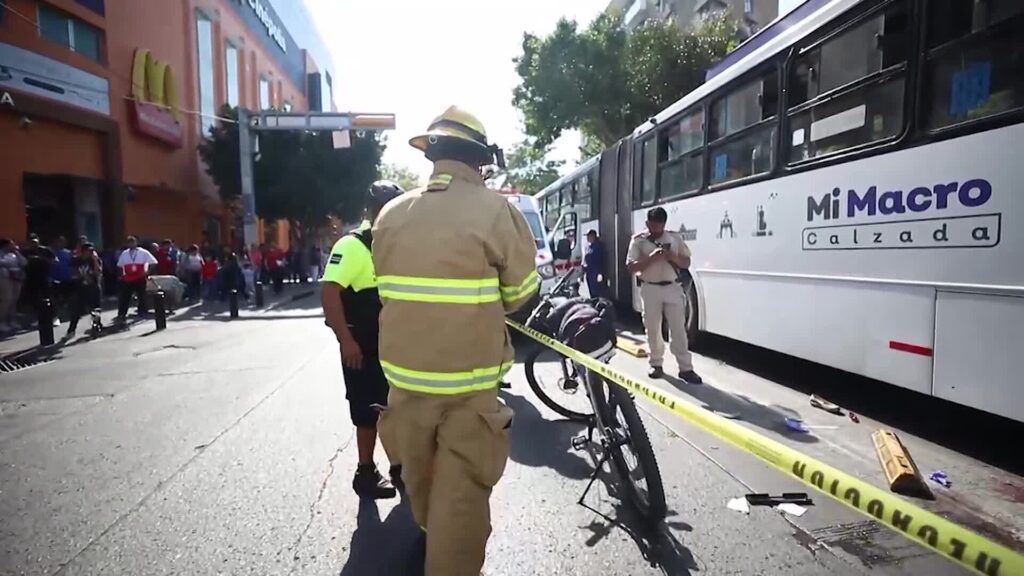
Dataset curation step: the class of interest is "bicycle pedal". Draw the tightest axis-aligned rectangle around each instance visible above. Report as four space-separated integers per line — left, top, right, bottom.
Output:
570 434 590 451
560 379 580 394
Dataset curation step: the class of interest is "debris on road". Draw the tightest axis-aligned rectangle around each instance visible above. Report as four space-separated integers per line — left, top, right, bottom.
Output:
784 417 810 433
809 394 843 415
929 470 952 488
872 429 934 499
745 493 813 506
848 412 860 423
777 503 807 517
727 497 750 514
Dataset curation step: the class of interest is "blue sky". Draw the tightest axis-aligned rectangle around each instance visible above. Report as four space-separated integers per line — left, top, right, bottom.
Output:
303 0 611 180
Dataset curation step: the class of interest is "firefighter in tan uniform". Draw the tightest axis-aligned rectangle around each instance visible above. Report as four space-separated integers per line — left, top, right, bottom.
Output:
373 106 538 576
626 206 703 384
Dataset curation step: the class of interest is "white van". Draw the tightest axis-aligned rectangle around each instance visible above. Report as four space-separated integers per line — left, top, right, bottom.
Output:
501 191 557 294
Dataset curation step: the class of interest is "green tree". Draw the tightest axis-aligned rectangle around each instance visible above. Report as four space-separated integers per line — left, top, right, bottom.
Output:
493 140 564 195
379 163 424 191
198 105 384 241
513 12 738 149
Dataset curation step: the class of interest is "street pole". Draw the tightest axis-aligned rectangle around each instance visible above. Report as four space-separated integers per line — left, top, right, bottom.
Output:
238 108 258 249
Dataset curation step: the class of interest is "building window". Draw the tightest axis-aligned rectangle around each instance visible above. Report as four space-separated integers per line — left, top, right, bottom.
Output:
787 0 909 162
224 43 240 108
924 0 1024 130
37 5 101 62
259 77 271 110
744 0 753 14
195 11 215 135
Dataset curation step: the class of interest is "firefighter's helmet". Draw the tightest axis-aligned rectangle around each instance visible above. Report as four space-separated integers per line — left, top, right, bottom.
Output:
410 106 505 168
368 180 404 207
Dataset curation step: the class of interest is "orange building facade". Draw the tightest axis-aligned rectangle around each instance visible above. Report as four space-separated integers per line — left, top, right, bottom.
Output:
0 0 335 250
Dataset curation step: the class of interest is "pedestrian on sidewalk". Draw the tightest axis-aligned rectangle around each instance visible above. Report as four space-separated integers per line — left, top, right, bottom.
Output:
50 236 74 320
155 239 178 277
65 242 103 338
21 235 55 328
180 245 203 301
626 207 702 384
0 239 27 333
217 254 246 300
201 251 219 301
373 107 536 576
265 242 285 294
115 236 157 325
322 181 405 500
248 243 263 284
242 260 256 298
309 245 322 282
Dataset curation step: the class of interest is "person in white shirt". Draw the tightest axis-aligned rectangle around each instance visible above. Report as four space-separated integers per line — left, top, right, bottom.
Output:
115 236 157 324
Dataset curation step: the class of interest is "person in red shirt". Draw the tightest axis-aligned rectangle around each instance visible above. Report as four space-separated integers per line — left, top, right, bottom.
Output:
115 236 157 324
201 251 219 301
155 239 177 276
264 242 285 294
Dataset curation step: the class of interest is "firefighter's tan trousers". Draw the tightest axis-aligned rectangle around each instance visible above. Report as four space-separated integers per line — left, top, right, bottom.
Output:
379 385 513 576
640 282 693 372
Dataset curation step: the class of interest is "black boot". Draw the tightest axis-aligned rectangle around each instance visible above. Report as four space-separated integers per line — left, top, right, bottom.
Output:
389 464 404 493
353 464 397 499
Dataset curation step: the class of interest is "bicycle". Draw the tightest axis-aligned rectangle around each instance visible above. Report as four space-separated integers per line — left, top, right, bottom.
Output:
521 268 667 527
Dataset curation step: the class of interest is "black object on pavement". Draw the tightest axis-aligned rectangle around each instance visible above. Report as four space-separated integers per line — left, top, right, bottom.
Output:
745 493 814 506
229 289 239 318
37 298 55 346
153 291 167 331
255 281 264 307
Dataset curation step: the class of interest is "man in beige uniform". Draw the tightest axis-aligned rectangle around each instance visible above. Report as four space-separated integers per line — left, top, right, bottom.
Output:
626 206 703 384
373 106 539 576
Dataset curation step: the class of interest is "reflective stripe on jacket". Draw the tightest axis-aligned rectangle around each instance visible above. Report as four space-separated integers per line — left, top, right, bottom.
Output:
372 160 539 395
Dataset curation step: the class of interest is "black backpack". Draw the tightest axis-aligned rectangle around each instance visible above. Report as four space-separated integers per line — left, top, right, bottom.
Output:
542 297 617 360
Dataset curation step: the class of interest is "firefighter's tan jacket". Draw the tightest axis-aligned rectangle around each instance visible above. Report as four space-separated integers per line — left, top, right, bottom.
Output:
372 160 539 394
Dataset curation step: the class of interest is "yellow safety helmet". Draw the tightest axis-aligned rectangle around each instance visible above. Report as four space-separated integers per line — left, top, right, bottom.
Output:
410 106 505 168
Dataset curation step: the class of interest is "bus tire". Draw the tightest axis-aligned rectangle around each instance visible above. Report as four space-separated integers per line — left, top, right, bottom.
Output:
685 281 699 345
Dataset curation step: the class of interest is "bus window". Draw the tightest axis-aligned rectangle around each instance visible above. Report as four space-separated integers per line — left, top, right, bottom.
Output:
710 70 778 185
925 1 1024 130
576 173 592 221
641 137 657 204
544 193 559 229
787 0 910 163
659 108 704 199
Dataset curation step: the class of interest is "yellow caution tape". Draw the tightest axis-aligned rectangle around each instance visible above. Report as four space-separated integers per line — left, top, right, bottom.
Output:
507 320 1024 576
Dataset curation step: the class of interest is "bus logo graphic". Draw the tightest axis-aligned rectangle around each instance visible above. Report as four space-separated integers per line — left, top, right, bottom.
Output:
806 179 992 222
679 223 697 241
802 213 1000 251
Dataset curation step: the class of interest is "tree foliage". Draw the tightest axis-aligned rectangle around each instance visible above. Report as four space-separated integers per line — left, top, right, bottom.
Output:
513 12 738 149
379 164 424 191
198 105 384 239
492 140 564 195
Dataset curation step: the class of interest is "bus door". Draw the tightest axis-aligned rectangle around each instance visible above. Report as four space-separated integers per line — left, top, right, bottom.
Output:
548 211 580 277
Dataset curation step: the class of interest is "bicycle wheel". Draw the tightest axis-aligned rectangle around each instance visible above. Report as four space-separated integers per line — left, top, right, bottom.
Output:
592 371 667 527
523 344 594 422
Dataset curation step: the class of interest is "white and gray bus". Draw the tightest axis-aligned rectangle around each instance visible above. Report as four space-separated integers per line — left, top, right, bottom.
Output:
536 0 1023 422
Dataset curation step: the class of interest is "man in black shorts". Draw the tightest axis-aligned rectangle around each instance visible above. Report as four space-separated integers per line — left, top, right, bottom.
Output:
320 181 404 499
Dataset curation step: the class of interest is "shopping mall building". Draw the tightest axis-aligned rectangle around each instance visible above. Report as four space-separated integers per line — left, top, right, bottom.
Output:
0 0 337 249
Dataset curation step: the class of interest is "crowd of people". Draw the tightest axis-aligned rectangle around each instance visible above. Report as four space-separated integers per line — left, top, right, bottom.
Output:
0 233 324 337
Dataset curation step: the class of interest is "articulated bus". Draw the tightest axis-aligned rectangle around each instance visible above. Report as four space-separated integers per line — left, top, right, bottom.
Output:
536 0 1024 422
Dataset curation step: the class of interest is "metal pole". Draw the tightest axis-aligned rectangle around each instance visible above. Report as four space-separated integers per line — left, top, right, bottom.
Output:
37 298 54 346
255 281 264 307
238 108 258 248
153 291 167 331
229 289 239 318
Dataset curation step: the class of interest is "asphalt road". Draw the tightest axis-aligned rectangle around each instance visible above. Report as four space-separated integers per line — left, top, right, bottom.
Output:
0 293 1007 575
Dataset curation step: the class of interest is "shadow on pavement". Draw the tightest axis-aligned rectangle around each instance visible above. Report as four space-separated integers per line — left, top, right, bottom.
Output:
339 497 424 576
500 390 591 481
580 482 697 576
695 333 1024 475
660 374 819 444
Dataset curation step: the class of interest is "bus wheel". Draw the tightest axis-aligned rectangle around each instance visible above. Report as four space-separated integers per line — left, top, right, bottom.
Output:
685 281 699 345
